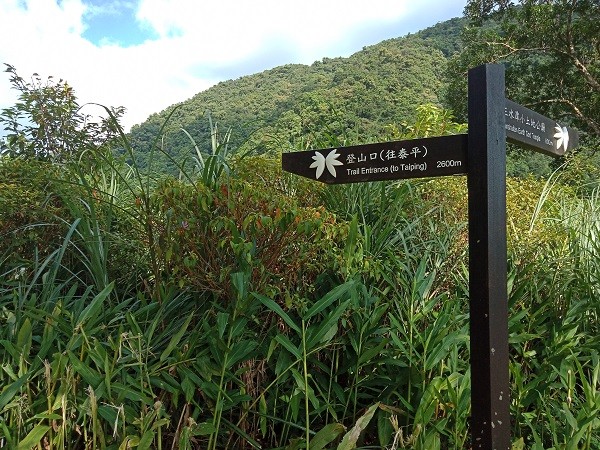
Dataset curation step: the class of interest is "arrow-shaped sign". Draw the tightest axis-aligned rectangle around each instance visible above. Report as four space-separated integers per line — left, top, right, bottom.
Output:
282 134 468 184
505 99 579 156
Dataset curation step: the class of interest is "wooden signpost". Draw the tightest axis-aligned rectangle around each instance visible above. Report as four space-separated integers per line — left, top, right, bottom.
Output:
282 64 579 449
505 99 579 156
282 134 468 183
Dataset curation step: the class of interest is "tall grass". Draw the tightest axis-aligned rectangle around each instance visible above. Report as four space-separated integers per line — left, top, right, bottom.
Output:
1 114 599 449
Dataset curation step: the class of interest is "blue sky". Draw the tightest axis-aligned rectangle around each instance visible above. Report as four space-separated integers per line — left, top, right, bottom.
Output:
0 0 467 132
82 1 159 46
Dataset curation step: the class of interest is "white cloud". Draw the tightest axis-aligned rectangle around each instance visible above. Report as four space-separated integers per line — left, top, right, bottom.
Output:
0 0 466 133
0 0 211 131
85 0 137 17
135 0 412 64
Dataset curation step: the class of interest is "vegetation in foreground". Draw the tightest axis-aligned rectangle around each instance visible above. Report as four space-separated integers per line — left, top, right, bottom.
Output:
2 109 599 449
1 1 599 448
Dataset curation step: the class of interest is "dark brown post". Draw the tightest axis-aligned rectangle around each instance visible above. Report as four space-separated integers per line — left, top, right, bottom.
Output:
467 63 511 449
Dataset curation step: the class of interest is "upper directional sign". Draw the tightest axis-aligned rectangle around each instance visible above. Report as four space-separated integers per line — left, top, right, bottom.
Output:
283 99 578 185
282 134 468 184
505 99 579 157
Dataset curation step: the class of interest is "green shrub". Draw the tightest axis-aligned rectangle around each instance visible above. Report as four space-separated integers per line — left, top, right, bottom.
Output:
0 158 74 266
150 172 345 302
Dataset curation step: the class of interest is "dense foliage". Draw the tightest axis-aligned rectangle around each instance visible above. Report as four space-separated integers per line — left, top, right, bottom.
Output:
1 6 600 449
0 64 124 167
2 105 599 449
455 0 600 137
446 0 600 178
127 30 458 173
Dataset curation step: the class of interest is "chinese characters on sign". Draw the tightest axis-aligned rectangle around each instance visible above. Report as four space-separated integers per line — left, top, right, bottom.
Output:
282 134 468 184
283 100 578 184
505 99 578 156
342 144 430 177
344 144 426 164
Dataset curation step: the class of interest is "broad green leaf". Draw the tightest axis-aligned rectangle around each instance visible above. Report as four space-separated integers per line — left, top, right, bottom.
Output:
193 422 217 436
423 429 441 450
290 367 305 391
337 403 379 450
77 282 114 327
0 422 13 448
138 430 155 449
230 317 249 339
231 271 248 301
118 376 154 403
511 437 525 450
275 334 301 360
178 427 192 450
565 413 597 450
16 318 32 355
178 366 204 387
0 372 29 412
307 299 350 349
563 404 578 430
217 312 229 339
151 418 170 430
259 395 267 437
97 404 119 430
305 281 354 320
310 423 346 450
226 339 258 368
119 435 140 450
17 425 50 450
284 438 304 450
425 333 462 371
181 375 195 403
318 322 338 345
67 351 102 387
149 374 178 393
160 313 194 362
252 292 301 333
358 339 389 365
0 340 19 361
32 413 62 420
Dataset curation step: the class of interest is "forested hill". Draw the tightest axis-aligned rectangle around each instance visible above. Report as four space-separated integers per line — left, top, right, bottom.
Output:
127 17 466 171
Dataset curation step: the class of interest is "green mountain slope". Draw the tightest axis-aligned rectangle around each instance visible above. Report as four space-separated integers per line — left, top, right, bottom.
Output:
127 18 465 172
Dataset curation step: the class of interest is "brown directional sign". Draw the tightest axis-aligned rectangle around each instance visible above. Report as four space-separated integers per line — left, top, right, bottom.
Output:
505 99 579 157
282 134 468 184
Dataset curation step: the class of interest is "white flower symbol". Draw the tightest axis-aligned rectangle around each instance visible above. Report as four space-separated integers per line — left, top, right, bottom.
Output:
554 124 570 152
309 149 343 178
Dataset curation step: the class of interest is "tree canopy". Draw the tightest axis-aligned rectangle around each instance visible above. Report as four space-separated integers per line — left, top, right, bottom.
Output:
0 64 124 166
127 29 460 172
447 0 600 138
